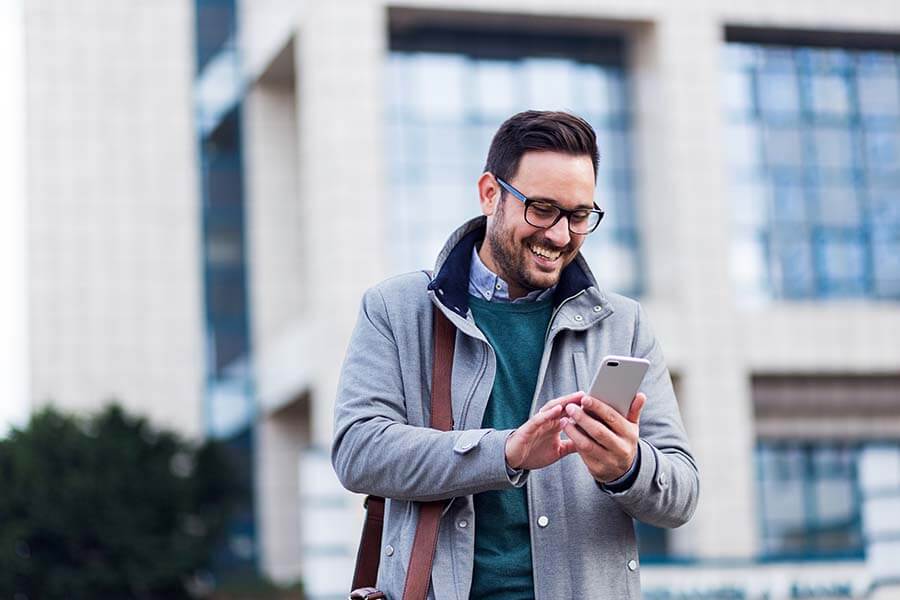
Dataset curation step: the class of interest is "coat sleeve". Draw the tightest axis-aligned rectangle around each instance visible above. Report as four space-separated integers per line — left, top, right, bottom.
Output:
601 302 700 528
331 287 523 502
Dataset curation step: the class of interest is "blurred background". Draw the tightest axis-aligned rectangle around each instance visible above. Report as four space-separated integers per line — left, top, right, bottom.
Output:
2 0 900 598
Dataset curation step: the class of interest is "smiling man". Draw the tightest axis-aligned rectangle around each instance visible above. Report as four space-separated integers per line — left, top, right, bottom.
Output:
333 111 699 600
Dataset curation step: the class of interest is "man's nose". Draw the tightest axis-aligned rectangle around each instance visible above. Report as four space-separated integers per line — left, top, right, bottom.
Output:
544 215 571 247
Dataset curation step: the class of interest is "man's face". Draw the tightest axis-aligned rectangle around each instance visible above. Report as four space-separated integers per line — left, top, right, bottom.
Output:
478 151 596 298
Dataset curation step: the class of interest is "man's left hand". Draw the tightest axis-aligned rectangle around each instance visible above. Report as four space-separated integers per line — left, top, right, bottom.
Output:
563 393 646 483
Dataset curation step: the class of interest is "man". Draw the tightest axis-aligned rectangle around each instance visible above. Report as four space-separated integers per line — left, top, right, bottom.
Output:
332 110 699 599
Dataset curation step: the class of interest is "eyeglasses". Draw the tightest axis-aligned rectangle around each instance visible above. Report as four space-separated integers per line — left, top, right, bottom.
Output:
495 177 604 235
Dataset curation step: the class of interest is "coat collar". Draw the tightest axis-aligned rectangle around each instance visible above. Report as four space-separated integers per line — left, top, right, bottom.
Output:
427 216 608 318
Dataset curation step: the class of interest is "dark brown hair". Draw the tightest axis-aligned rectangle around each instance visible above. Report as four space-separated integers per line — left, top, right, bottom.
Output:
483 110 599 183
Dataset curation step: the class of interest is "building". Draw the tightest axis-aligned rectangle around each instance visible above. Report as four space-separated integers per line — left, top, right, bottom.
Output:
5 0 900 598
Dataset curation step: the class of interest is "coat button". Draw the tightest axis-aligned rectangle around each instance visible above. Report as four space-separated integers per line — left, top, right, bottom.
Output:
385 545 394 556
593 305 602 312
537 515 549 528
573 315 583 322
658 472 668 488
458 520 468 529
627 559 638 571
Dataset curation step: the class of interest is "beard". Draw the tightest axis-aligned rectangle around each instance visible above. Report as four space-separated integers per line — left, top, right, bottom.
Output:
486 201 576 293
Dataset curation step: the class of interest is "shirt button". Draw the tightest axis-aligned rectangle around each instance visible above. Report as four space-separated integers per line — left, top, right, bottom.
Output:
385 545 394 556
458 520 468 529
574 315 583 322
537 515 549 528
627 559 638 571
495 283 502 290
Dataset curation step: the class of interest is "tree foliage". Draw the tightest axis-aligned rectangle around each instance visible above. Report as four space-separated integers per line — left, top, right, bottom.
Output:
0 404 241 599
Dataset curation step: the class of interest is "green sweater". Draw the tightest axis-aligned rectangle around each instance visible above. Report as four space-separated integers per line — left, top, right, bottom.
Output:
468 295 554 600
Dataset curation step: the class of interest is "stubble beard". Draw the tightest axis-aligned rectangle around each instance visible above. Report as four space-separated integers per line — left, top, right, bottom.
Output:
487 203 574 294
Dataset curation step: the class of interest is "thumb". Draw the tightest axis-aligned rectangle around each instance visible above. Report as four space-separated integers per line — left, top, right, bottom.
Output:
627 393 646 424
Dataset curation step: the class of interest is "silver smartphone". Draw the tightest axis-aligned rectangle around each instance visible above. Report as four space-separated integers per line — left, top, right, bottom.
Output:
585 355 650 417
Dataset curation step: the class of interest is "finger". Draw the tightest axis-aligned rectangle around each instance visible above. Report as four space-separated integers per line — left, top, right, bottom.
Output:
565 402 619 449
517 405 562 440
581 395 632 438
627 393 646 424
558 438 577 457
529 404 562 429
540 391 585 413
562 419 603 455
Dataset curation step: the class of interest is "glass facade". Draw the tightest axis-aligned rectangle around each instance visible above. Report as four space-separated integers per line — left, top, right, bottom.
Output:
386 29 642 297
757 442 864 559
195 0 257 572
195 0 236 73
725 43 900 300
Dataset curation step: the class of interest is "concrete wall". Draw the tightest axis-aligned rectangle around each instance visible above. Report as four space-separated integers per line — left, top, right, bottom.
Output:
25 0 203 436
0 0 29 435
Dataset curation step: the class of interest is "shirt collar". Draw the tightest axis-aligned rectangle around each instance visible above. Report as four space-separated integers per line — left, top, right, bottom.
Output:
468 246 556 303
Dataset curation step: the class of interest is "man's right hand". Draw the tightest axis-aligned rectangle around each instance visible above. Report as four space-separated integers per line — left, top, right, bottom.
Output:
504 391 585 470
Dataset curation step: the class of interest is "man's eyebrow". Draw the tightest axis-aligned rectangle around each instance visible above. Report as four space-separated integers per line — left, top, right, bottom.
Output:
529 195 594 210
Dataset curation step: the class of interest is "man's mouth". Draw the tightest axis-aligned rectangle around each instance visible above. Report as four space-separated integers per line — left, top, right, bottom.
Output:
528 242 563 262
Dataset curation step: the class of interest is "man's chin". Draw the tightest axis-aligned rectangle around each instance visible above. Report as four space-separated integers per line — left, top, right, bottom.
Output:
524 268 562 291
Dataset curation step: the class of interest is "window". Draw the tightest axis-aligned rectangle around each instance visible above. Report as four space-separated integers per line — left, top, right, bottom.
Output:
757 442 864 558
387 23 642 297
195 0 236 72
725 41 900 300
752 374 900 559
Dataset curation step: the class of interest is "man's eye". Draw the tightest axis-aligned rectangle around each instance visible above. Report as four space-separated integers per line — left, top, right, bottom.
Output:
530 204 558 218
570 211 591 223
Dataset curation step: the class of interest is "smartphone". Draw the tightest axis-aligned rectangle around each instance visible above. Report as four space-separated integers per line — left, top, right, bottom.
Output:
585 355 650 417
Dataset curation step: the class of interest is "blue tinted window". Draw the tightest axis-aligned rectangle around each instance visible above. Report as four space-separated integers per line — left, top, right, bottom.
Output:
757 442 863 558
387 32 641 297
726 43 900 300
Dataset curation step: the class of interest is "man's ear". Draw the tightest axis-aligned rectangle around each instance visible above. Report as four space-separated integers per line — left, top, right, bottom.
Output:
477 172 500 216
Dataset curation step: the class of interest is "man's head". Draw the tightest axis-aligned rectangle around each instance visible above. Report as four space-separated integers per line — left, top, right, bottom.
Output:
477 111 600 298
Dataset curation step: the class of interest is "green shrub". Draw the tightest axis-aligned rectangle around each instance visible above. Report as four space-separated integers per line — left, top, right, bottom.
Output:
0 404 241 599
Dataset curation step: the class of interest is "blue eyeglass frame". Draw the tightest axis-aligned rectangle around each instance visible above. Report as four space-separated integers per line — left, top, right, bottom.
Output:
494 176 605 235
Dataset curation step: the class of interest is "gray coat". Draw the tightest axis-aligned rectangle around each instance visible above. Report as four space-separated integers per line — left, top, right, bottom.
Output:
332 216 699 599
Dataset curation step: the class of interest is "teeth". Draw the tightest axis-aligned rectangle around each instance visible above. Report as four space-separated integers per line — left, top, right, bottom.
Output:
529 244 561 260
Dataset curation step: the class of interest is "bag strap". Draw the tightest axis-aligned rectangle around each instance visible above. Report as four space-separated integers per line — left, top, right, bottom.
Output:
401 308 455 600
350 495 385 591
350 302 456 599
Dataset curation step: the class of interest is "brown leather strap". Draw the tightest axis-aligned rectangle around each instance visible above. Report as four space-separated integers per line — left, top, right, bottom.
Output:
351 495 385 591
401 309 455 600
429 308 455 433
350 306 456 598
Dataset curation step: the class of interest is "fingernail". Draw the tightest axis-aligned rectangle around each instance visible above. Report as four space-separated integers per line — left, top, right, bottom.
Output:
565 404 577 415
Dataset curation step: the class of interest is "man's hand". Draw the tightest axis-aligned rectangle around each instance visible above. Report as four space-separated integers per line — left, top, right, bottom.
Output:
563 393 646 483
505 391 584 470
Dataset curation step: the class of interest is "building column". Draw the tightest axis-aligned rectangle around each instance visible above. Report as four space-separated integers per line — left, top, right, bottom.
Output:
0 0 29 435
292 2 388 596
638 9 758 558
